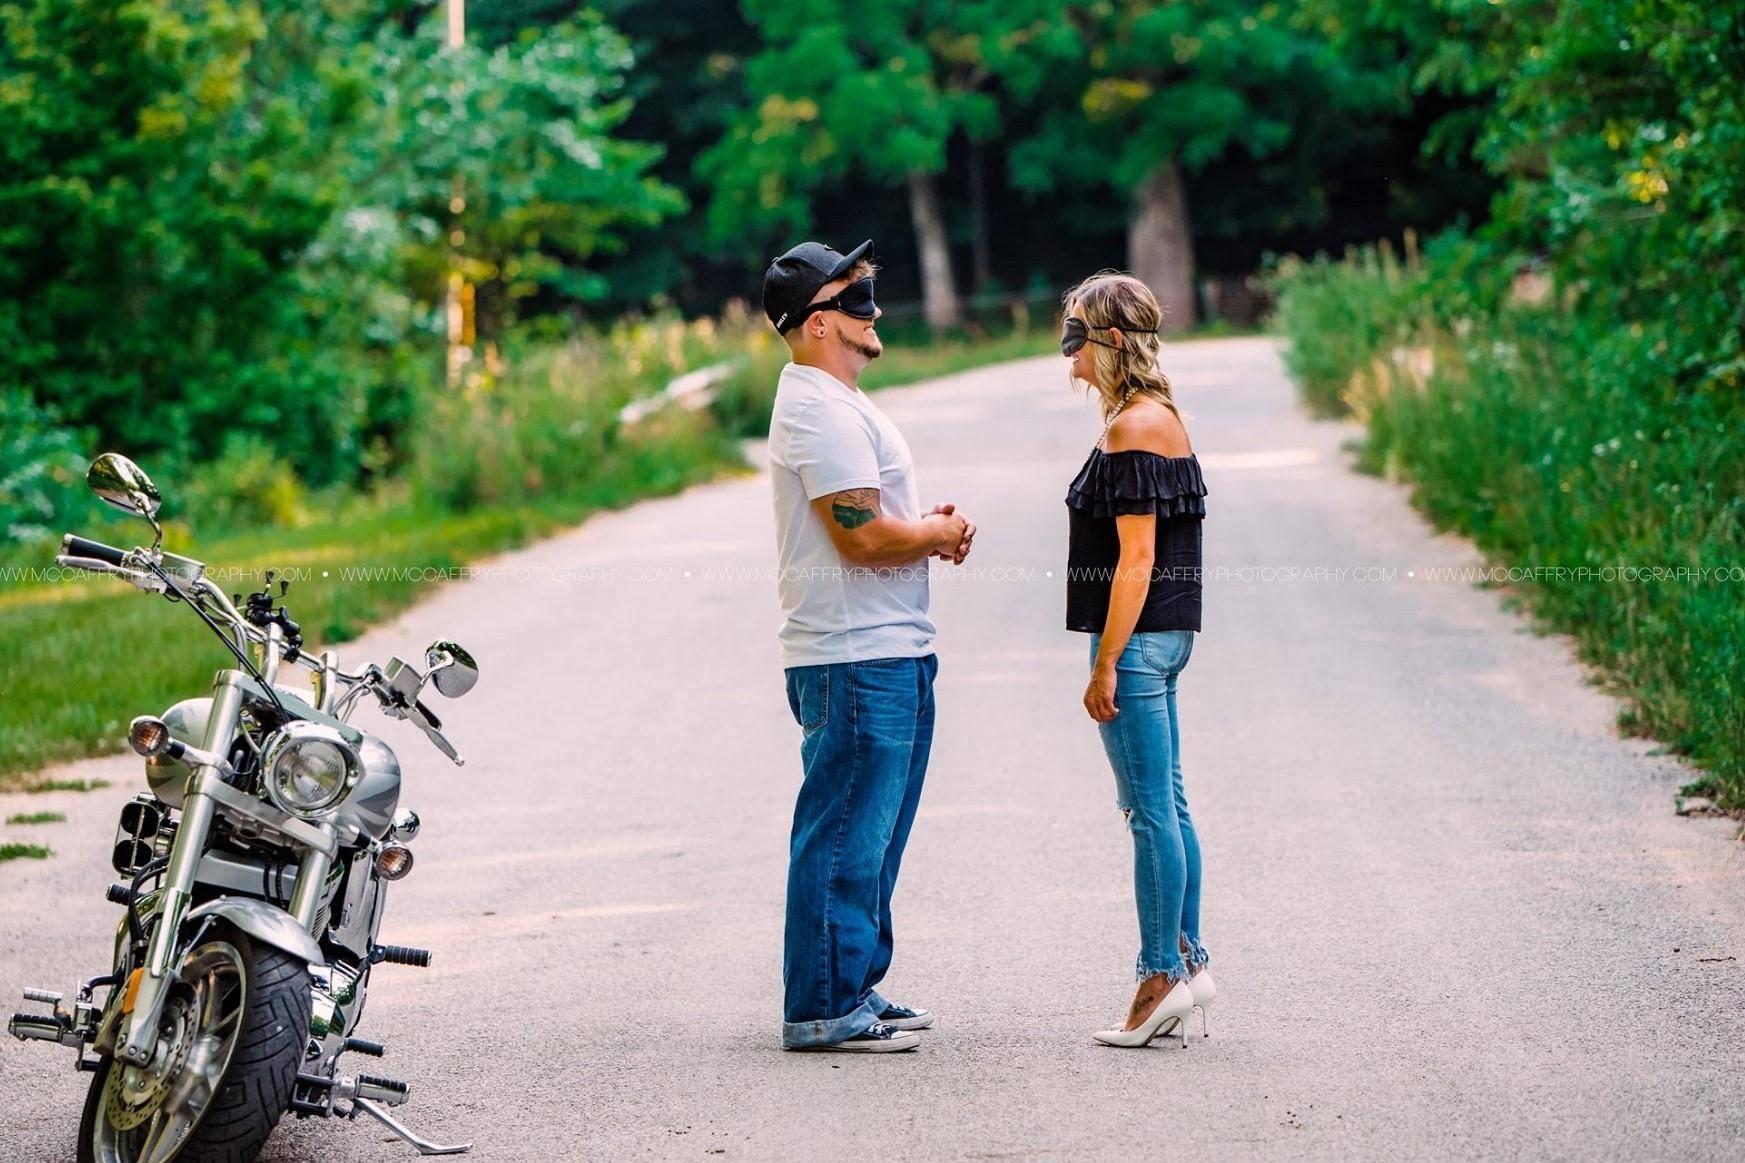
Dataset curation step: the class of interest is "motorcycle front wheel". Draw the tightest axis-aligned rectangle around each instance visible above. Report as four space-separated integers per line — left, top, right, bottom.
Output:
78 924 312 1163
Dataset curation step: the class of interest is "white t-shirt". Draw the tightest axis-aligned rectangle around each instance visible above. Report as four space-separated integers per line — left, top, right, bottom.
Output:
767 362 936 668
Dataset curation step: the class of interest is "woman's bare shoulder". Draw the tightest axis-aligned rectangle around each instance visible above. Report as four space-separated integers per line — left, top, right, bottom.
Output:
1105 398 1193 457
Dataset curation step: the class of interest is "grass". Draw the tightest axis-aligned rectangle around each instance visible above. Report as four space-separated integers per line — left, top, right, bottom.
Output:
1270 246 1745 808
0 843 54 862
0 420 734 787
6 811 65 825
21 778 111 794
0 327 1045 790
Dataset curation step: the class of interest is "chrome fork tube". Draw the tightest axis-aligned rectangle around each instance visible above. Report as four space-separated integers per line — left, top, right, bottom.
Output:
289 822 338 933
118 668 247 1065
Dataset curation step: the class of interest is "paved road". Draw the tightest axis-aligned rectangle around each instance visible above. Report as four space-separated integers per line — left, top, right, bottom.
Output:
4 337 1742 1162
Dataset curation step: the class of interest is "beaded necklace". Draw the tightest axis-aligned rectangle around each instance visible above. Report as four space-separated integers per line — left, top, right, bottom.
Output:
1096 385 1141 452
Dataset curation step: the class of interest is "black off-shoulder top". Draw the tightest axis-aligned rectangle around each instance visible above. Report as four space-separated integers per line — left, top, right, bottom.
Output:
1064 449 1208 633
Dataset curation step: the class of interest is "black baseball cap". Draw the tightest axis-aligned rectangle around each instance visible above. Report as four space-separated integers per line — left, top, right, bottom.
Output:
762 239 873 333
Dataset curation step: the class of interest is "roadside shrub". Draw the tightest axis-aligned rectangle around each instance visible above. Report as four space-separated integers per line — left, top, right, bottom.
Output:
1265 244 1430 417
180 434 311 533
1272 246 1745 806
407 314 770 509
0 391 87 542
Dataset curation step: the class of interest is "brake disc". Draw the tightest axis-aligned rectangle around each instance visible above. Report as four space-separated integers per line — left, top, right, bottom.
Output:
103 996 194 1132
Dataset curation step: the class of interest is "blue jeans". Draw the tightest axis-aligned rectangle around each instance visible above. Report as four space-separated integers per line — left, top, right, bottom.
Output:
1090 630 1208 983
781 654 937 1047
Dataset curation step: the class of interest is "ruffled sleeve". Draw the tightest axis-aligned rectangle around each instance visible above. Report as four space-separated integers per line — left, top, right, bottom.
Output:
1065 450 1208 519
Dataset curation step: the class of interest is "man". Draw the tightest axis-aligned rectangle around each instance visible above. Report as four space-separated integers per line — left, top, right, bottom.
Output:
763 239 975 1052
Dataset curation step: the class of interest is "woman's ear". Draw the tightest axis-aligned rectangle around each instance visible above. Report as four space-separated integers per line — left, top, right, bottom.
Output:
1109 327 1125 350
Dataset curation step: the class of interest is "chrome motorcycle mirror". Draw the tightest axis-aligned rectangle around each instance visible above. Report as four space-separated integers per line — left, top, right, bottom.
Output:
88 453 161 520
425 641 479 699
87 453 164 550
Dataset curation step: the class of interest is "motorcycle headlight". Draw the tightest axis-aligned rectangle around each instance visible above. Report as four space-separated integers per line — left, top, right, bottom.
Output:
261 722 361 819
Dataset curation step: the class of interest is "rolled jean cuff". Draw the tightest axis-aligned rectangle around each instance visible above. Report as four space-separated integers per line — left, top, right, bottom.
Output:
862 987 891 1016
782 999 880 1048
1135 955 1189 984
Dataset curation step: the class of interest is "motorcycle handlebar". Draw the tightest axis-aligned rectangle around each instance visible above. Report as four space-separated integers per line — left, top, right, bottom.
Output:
224 605 365 684
55 541 376 696
61 534 127 568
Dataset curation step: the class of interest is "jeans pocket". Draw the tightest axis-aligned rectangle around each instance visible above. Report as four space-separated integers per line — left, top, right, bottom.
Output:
1139 631 1193 674
786 667 830 733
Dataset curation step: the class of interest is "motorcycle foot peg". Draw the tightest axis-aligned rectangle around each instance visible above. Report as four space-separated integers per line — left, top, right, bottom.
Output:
9 1012 68 1042
290 1072 337 1118
105 883 134 906
22 988 63 1007
356 1073 411 1106
370 944 431 968
344 1036 386 1057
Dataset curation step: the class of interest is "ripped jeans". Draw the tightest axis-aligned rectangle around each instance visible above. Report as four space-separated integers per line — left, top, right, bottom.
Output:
1090 629 1208 983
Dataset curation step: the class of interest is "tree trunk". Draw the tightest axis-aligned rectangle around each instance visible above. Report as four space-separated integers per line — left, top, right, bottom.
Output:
967 141 993 294
1127 162 1197 333
906 170 962 331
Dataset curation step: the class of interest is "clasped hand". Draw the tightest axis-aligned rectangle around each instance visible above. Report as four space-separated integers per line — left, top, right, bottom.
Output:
926 503 975 565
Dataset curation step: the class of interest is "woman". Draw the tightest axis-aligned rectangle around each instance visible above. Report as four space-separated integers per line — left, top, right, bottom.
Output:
1060 272 1214 1047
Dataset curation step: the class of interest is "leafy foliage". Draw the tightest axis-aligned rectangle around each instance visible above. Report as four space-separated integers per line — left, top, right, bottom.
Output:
696 0 1002 256
999 1 1404 199
0 389 85 541
362 11 683 329
1270 0 1745 803
0 1 679 490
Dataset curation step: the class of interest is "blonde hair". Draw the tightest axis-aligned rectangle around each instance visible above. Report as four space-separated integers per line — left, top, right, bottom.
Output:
1063 272 1178 421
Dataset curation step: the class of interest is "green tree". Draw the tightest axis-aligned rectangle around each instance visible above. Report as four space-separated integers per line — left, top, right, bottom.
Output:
361 10 683 341
697 0 1004 330
0 0 389 483
1467 0 1744 384
476 0 768 313
997 0 1401 329
0 1 680 483
1336 0 1743 383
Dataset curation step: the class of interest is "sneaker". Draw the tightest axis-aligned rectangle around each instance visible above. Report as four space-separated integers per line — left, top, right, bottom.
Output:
789 1022 920 1053
877 1003 935 1032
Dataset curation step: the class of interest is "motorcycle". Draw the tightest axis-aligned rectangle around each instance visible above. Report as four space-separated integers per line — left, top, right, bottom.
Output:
9 453 478 1160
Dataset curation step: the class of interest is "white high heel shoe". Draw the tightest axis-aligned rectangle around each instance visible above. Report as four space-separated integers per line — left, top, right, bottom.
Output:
1091 980 1194 1048
1186 967 1216 1038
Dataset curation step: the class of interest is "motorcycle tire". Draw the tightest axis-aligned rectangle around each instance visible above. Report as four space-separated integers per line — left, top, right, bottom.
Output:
77 925 312 1163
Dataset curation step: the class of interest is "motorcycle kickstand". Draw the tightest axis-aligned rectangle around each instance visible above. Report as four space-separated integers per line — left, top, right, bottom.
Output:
352 1097 473 1156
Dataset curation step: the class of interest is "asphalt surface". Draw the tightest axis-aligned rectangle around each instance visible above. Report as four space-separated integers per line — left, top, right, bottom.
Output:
3 337 1742 1162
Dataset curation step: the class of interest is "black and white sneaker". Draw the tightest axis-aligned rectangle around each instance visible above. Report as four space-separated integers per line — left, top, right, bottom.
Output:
877 1003 935 1032
791 1023 921 1053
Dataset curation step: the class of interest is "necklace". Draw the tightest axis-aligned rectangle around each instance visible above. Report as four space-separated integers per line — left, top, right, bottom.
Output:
1096 385 1140 451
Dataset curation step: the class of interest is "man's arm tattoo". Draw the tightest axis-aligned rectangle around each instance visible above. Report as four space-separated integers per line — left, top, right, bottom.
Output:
831 488 879 530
